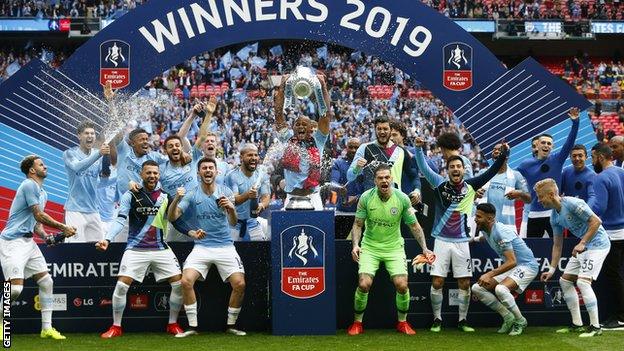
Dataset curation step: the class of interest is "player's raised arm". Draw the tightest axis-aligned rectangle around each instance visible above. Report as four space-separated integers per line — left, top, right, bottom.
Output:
316 73 331 136
413 137 444 188
167 187 186 222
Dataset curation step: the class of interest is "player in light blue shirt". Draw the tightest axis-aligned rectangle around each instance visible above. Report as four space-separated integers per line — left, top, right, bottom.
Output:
162 97 217 197
199 130 232 185
477 143 531 226
273 73 331 210
111 127 168 200
472 203 538 336
0 155 76 340
168 157 246 337
226 143 271 241
536 178 610 337
63 121 110 242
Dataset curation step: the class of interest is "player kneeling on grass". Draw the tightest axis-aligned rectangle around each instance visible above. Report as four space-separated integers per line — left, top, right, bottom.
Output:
96 160 189 338
348 164 433 335
471 203 538 336
536 178 611 337
168 157 247 337
0 155 77 340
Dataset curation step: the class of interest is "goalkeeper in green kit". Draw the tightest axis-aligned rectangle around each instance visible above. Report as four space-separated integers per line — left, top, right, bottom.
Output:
347 164 434 335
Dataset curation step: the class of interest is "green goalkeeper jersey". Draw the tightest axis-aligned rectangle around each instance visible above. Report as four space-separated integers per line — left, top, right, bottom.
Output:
356 188 417 251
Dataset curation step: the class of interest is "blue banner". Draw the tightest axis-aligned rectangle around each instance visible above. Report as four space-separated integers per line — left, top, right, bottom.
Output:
0 0 592 194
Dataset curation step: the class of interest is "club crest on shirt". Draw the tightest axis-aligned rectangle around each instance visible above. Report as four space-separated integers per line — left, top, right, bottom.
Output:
390 207 399 215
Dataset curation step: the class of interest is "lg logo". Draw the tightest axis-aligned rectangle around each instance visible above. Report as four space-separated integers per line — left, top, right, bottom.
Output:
73 298 95 307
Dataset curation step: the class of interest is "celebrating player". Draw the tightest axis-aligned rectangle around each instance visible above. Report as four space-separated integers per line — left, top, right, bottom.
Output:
96 160 186 338
471 203 538 336
517 108 580 238
226 143 271 241
63 121 110 242
168 157 246 336
476 143 531 227
273 73 332 210
347 164 432 335
414 137 509 333
537 178 611 337
0 155 76 340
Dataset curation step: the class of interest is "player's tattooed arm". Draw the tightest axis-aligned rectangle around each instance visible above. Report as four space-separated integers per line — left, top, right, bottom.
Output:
274 75 289 132
409 221 433 257
350 217 364 263
33 223 47 239
31 205 76 237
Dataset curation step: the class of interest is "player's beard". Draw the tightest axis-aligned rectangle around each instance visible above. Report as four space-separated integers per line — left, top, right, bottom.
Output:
592 160 603 173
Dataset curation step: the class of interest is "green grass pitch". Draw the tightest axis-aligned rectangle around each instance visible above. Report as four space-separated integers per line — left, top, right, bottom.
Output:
9 328 623 351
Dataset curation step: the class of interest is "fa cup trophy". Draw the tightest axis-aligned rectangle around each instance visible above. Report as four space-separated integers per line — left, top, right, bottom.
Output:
282 66 328 118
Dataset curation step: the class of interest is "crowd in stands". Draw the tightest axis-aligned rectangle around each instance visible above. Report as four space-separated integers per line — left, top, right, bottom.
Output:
0 43 622 171
0 0 146 18
1 0 622 20
437 0 624 21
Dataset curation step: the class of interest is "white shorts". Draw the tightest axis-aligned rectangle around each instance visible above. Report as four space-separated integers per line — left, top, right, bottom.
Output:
183 245 244 282
118 249 181 283
0 237 48 280
230 217 268 241
430 239 473 278
564 248 610 280
64 211 105 242
493 265 538 293
284 192 323 211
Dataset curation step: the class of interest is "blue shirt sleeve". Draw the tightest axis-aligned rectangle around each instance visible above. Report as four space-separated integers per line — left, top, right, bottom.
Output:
555 118 580 165
178 192 192 213
414 146 444 187
226 172 239 194
63 149 102 173
105 192 131 241
313 129 329 154
23 180 40 208
570 198 593 223
259 174 271 196
515 171 529 193
551 213 564 237
347 144 367 182
588 176 606 216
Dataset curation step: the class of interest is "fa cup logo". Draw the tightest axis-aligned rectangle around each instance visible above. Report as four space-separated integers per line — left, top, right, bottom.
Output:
288 229 318 265
105 42 126 68
448 44 468 69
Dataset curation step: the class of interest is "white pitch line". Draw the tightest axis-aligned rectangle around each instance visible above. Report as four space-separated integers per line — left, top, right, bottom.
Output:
461 75 536 126
464 81 542 130
477 96 563 146
40 70 109 114
0 104 75 148
26 82 104 129
454 69 525 115
11 92 81 132
505 106 571 145
471 90 554 137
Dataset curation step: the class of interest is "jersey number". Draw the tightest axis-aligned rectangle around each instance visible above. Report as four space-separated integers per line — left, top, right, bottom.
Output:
581 259 594 271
